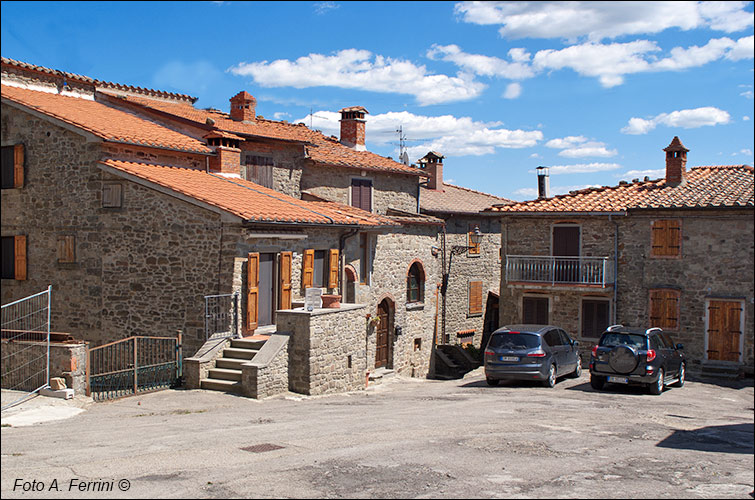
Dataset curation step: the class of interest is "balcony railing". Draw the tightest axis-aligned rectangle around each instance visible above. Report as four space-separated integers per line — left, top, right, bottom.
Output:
506 255 611 287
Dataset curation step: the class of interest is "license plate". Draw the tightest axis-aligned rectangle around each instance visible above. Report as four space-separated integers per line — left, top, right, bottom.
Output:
501 356 519 362
608 376 628 384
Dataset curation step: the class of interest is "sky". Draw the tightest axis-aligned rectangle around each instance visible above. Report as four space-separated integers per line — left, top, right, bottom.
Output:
1 1 753 201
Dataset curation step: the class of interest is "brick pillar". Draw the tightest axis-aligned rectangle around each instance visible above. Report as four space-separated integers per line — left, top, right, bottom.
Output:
208 146 241 176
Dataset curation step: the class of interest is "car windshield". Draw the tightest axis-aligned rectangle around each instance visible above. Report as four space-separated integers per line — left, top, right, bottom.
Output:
488 332 540 350
599 333 647 349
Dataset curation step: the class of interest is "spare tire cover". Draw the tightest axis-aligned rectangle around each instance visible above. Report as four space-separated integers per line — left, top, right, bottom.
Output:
609 345 639 374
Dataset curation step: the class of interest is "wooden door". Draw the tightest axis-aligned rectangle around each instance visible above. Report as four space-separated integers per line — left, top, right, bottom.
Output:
258 253 275 327
707 300 742 362
553 225 579 282
375 299 391 368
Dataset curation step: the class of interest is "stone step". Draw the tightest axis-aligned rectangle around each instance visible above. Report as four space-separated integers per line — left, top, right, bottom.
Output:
223 347 259 360
231 338 267 350
200 378 241 393
216 358 248 370
369 368 395 381
208 367 242 381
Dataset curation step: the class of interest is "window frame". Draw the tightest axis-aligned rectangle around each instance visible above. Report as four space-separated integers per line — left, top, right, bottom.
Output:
406 261 425 304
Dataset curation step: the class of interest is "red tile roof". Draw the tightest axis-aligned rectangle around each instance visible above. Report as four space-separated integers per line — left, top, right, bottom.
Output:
421 183 514 214
2 85 211 154
487 165 754 213
99 159 399 227
104 93 427 177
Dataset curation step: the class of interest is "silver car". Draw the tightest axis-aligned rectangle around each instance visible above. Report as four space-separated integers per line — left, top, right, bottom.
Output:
484 325 582 387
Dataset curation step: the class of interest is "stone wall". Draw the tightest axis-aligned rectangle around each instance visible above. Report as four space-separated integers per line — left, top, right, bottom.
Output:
1 340 88 395
239 140 304 198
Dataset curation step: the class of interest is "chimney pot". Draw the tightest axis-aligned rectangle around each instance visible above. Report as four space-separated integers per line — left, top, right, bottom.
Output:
339 106 368 150
420 152 445 190
663 136 689 187
230 91 256 122
536 166 550 199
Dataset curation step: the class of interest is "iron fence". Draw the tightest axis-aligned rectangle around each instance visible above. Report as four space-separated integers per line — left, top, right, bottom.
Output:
506 255 610 287
205 292 239 341
88 334 182 402
1 286 52 411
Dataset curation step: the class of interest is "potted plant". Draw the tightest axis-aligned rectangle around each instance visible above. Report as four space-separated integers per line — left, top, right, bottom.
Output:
321 293 341 308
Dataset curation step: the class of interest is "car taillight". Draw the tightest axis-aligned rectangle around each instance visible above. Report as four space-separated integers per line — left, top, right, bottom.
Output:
527 350 546 357
591 345 598 357
484 350 495 357
646 349 656 362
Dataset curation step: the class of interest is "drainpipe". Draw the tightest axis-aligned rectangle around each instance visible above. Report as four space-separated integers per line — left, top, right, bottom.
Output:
440 223 448 344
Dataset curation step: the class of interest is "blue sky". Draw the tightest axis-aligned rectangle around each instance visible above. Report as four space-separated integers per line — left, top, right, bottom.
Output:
2 1 753 201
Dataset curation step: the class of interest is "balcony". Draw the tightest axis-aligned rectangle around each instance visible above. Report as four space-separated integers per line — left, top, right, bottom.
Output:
505 255 612 287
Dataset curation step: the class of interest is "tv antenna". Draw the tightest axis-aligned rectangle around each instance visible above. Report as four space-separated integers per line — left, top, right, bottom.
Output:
391 125 426 165
308 107 331 129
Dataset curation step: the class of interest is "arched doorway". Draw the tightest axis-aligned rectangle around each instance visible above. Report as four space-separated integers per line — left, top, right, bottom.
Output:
375 298 393 368
344 265 357 304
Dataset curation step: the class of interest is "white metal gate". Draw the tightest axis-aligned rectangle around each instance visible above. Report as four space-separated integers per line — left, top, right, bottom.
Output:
204 292 240 341
1 286 52 410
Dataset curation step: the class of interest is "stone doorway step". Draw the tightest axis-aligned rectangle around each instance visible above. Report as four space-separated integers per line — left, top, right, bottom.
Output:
200 335 269 393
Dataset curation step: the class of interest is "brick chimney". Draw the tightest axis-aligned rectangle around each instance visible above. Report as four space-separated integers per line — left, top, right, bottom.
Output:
339 106 368 151
205 131 242 176
230 91 256 122
663 136 689 186
420 152 445 191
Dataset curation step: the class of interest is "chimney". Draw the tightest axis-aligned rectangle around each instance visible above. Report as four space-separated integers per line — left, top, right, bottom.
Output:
420 152 445 190
230 91 256 122
663 136 688 186
205 131 242 176
536 166 550 199
339 106 368 151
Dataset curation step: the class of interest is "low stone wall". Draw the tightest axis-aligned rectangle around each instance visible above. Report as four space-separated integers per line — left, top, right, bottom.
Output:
183 338 231 389
1 340 88 395
241 332 290 399
277 304 367 396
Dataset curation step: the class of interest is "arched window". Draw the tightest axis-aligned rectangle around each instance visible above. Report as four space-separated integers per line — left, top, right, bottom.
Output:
406 261 425 303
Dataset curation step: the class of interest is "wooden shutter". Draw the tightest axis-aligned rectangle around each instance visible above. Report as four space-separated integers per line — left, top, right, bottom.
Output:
302 249 314 288
649 289 679 329
468 280 483 315
667 220 681 256
351 179 372 211
14 235 26 281
246 252 259 332
279 251 292 310
328 249 339 289
652 220 681 257
57 235 75 263
14 144 24 188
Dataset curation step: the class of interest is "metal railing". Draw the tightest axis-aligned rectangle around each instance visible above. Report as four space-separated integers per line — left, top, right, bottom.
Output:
1 286 52 411
87 334 182 402
205 292 239 341
506 255 610 287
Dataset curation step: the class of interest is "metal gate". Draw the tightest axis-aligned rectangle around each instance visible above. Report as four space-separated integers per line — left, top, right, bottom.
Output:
1 286 52 411
205 292 239 341
87 334 182 402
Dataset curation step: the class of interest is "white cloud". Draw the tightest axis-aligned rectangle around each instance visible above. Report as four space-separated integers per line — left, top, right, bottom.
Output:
741 91 754 99
229 49 485 105
454 1 754 41
618 168 666 179
427 44 536 79
744 116 751 121
314 1 339 15
545 136 617 157
296 109 543 159
621 106 731 134
273 112 291 120
740 148 753 156
503 82 522 99
532 162 622 175
512 183 604 200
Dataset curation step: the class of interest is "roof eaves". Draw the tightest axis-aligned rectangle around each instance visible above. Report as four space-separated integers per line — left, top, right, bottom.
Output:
1 96 102 143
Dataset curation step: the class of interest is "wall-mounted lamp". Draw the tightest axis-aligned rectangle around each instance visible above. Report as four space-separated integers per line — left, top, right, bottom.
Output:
450 225 482 256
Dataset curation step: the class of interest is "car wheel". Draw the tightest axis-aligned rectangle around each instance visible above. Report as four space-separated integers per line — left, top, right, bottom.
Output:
649 368 664 395
486 377 499 387
671 363 685 388
569 357 582 378
543 364 557 388
590 375 605 390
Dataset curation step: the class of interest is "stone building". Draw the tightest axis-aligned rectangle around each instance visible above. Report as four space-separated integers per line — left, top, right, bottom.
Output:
487 137 754 374
417 152 513 350
1 57 450 397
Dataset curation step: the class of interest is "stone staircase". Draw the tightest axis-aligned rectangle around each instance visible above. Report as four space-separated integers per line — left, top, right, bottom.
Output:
696 361 742 381
433 344 481 380
200 337 267 393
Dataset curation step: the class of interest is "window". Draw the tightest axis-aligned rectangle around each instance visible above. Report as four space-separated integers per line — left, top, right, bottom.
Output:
582 299 610 338
243 153 274 188
543 329 563 348
102 183 123 208
312 250 327 288
2 235 26 280
649 289 680 330
351 178 372 212
467 224 480 256
468 280 483 316
57 235 75 263
407 262 425 303
1 144 24 189
651 219 681 257
359 233 371 284
302 248 338 290
523 296 548 324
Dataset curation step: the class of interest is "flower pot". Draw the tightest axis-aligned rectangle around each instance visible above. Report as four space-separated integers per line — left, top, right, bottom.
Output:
321 294 341 308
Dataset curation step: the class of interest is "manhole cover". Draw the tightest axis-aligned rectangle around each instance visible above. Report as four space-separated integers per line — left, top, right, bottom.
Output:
240 443 285 453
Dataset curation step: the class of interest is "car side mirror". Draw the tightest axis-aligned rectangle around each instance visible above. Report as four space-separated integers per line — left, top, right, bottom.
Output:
573 340 579 347
676 343 684 350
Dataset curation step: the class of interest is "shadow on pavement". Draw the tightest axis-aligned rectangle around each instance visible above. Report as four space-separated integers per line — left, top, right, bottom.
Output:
656 423 754 455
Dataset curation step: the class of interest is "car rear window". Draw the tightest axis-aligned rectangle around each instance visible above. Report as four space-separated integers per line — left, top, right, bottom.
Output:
599 333 647 349
488 332 541 350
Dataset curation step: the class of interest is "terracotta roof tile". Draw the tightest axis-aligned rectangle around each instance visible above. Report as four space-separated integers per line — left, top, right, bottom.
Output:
421 183 514 214
487 165 754 213
105 93 427 177
99 159 398 227
2 85 211 154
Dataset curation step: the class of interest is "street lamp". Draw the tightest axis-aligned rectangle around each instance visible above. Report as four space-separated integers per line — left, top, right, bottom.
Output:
450 225 482 256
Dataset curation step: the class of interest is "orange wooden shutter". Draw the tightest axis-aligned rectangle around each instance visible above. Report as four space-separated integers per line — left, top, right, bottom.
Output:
279 251 292 310
469 280 483 315
651 220 667 256
246 252 259 332
328 248 339 289
13 144 24 188
57 235 75 263
665 290 679 329
302 249 314 288
650 289 679 329
667 220 681 256
649 289 664 327
14 235 26 281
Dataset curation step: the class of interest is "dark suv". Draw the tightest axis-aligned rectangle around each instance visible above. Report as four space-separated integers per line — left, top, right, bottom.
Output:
589 325 685 395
